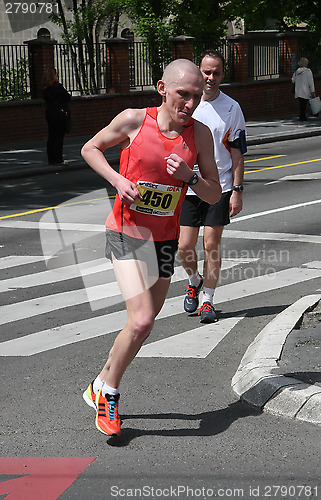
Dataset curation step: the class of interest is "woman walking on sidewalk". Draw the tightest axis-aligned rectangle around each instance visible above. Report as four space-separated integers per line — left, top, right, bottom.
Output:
292 57 316 121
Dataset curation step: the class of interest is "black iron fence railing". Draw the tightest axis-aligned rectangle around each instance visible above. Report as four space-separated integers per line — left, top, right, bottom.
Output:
1 35 320 100
54 42 111 95
129 41 172 90
248 37 279 80
0 44 30 100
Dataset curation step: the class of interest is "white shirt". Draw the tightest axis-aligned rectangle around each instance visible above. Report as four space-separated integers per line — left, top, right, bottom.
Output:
188 91 246 194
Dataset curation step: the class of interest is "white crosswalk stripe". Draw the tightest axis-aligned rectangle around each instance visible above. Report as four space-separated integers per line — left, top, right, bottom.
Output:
1 262 321 356
137 316 245 358
0 258 112 293
0 255 46 270
1 221 321 358
0 258 257 325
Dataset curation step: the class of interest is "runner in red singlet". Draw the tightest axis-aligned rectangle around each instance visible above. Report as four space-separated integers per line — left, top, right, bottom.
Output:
81 58 221 437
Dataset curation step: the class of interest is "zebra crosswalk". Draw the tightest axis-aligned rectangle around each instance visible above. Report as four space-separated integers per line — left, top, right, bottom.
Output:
1 242 321 357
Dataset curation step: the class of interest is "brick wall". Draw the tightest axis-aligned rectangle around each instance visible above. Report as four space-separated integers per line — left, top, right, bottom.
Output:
0 91 161 144
1 77 320 145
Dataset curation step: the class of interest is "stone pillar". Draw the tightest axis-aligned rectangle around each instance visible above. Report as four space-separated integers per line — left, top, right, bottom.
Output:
228 35 249 83
24 34 56 99
104 37 130 93
277 33 300 78
170 36 195 61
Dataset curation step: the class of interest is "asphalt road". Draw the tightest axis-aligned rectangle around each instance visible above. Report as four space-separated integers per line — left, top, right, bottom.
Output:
0 136 321 500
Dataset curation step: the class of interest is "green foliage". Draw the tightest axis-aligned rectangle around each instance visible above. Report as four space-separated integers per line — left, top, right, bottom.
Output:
123 0 175 85
172 0 228 43
0 58 30 101
231 0 321 40
228 0 286 31
285 0 321 56
50 0 122 43
124 0 174 38
50 0 123 94
46 0 321 93
229 0 321 67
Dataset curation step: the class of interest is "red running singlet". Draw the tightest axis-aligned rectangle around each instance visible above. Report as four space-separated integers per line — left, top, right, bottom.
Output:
106 107 198 241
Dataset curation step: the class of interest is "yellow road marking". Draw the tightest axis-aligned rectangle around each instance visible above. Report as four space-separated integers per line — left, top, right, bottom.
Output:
2 156 321 220
245 158 321 174
244 155 286 163
0 195 115 220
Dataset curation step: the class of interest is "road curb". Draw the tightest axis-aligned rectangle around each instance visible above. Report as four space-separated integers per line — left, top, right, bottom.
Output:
1 125 321 181
0 157 119 181
231 292 321 426
247 127 321 146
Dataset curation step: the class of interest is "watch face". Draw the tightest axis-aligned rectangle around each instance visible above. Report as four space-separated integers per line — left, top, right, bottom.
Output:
189 174 198 185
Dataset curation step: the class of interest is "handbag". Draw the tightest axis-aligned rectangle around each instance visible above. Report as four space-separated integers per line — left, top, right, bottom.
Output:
309 96 321 115
61 108 71 133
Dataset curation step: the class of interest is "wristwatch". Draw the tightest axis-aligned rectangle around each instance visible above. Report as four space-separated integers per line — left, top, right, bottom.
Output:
232 185 244 192
187 173 199 186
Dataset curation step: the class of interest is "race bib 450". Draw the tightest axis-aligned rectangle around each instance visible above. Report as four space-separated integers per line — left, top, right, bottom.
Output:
130 181 182 216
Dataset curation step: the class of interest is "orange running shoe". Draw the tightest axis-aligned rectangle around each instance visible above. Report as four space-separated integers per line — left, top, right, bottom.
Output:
95 390 121 436
83 381 97 410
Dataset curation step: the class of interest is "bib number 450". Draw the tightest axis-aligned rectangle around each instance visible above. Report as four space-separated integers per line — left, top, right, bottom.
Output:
141 189 172 210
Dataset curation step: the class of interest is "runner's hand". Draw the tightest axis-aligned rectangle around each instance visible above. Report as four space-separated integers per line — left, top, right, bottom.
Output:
229 191 243 217
115 176 140 205
165 154 191 182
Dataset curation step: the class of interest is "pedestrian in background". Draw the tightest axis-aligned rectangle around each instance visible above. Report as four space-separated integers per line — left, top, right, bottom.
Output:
42 67 71 165
178 49 246 323
292 57 316 121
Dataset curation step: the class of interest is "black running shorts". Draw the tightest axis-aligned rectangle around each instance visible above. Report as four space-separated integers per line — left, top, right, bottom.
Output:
180 191 232 227
105 230 178 278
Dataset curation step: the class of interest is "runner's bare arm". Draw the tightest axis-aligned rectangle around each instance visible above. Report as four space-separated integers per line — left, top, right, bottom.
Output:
229 147 244 217
81 109 145 204
193 121 221 203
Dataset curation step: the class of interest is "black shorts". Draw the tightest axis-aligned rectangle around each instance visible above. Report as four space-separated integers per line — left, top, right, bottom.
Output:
180 191 232 227
105 230 178 279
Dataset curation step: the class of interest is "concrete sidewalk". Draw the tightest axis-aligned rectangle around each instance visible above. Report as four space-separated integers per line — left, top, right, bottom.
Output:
1 113 321 427
232 293 321 426
246 114 321 145
231 115 321 426
0 134 119 181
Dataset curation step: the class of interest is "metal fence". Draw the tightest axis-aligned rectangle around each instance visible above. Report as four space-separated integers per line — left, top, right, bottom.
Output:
55 43 111 95
1 36 320 100
55 41 160 93
129 41 172 90
248 37 279 80
0 44 30 100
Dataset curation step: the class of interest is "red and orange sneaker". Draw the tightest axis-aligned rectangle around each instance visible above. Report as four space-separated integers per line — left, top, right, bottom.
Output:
95 390 121 436
83 381 97 410
198 301 217 324
183 276 203 313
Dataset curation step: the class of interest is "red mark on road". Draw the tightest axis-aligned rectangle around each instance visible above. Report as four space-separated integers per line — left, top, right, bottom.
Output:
0 457 95 499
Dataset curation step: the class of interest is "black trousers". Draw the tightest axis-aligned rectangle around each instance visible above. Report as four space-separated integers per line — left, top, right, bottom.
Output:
47 119 66 164
298 97 309 120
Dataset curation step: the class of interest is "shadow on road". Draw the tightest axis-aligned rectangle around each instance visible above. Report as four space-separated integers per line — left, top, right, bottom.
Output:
106 400 261 447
